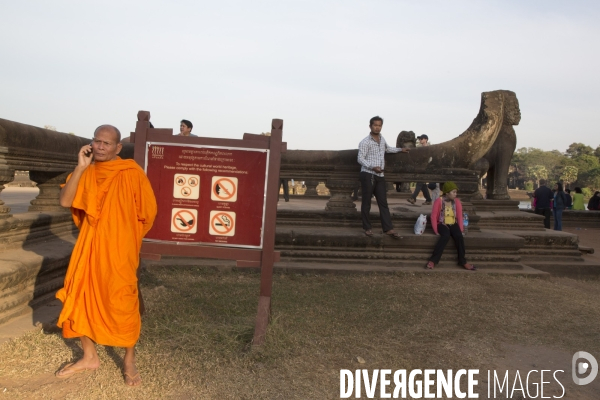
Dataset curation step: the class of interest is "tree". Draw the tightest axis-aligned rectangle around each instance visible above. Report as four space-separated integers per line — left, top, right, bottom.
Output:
560 165 578 189
578 166 600 190
595 145 600 160
527 165 548 188
565 142 593 158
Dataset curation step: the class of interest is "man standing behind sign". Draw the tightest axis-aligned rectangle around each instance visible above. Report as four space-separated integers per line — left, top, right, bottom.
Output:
55 125 157 386
179 119 198 137
358 116 409 238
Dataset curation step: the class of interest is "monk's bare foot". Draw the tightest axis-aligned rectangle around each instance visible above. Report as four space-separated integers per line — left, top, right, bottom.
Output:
123 361 141 387
56 358 100 378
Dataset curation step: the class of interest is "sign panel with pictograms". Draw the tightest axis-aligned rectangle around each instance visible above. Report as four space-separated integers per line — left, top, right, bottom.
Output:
209 211 236 236
144 144 268 247
171 208 198 234
173 174 200 199
133 114 284 346
211 176 238 202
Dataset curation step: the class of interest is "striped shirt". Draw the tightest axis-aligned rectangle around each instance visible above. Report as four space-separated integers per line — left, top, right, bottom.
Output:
357 134 403 177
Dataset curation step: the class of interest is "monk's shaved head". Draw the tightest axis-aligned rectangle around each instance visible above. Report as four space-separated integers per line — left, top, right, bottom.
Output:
94 125 121 143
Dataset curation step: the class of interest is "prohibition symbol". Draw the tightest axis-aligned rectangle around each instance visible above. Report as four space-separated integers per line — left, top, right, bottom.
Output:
211 176 238 202
209 210 236 236
171 208 198 234
173 174 200 200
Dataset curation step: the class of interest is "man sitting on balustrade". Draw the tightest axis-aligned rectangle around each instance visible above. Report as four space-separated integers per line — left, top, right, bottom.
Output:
54 125 157 387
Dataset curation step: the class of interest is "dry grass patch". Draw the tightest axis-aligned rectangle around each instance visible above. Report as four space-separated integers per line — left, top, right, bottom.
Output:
0 268 599 399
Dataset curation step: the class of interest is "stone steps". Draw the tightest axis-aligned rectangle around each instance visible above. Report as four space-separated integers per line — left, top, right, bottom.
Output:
279 249 521 262
275 226 523 251
0 232 75 325
279 257 525 270
517 248 584 262
141 257 548 277
523 260 600 279
272 261 549 277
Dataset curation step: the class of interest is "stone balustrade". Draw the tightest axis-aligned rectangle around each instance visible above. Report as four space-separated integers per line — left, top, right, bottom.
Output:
0 118 134 217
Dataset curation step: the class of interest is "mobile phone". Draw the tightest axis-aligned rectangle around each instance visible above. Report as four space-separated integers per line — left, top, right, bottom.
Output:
86 142 93 157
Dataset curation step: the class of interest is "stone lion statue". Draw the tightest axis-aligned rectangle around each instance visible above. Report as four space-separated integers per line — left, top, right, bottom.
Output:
473 90 521 200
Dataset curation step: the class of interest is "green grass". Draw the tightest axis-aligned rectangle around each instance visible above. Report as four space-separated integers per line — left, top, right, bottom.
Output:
1 268 599 399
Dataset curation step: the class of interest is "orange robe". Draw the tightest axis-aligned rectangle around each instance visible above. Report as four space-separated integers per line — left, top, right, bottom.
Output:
56 158 157 347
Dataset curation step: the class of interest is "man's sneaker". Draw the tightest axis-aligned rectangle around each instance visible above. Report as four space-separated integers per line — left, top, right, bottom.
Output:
407 198 416 204
422 201 432 205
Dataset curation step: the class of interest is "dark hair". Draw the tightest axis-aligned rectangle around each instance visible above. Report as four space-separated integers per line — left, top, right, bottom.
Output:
181 119 193 129
556 182 564 192
539 179 546 185
595 191 600 196
575 187 582 194
369 116 383 126
565 189 571 194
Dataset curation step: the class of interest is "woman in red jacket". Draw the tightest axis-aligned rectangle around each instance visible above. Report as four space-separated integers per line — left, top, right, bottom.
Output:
426 181 476 270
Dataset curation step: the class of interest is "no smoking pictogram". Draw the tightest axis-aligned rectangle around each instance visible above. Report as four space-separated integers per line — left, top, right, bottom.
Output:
173 174 200 200
209 210 236 236
211 176 238 202
171 208 198 234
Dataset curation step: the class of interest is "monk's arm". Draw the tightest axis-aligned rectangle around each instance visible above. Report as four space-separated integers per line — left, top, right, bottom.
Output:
59 144 93 207
59 167 86 207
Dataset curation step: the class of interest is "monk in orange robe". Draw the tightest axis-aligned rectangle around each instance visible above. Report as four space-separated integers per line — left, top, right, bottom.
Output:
55 125 157 386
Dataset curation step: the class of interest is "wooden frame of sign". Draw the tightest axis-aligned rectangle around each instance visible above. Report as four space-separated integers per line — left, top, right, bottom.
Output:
130 111 284 346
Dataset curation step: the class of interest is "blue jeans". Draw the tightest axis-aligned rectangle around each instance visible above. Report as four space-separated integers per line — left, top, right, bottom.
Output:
553 208 563 231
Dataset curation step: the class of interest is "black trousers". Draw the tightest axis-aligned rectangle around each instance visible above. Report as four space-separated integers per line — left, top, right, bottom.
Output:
535 207 551 229
280 178 289 201
429 223 467 265
411 182 432 201
360 172 393 232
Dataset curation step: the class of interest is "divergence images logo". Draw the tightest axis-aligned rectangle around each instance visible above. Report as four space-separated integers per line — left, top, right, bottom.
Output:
572 351 598 385
152 146 164 159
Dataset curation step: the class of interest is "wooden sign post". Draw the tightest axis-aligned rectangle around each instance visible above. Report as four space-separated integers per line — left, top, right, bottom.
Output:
131 111 284 345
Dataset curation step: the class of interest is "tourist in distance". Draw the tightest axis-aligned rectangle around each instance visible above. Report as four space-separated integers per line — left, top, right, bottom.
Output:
279 178 290 202
426 182 475 270
178 119 198 137
564 189 573 209
357 116 409 238
571 187 586 210
407 134 433 206
552 182 568 231
533 179 553 229
588 191 600 210
54 125 157 386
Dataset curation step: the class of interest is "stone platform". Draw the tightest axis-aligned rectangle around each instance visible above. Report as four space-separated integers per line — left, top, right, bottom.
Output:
274 196 600 276
1 190 600 331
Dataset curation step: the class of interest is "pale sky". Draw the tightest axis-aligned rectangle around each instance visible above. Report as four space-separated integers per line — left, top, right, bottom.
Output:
1 1 599 152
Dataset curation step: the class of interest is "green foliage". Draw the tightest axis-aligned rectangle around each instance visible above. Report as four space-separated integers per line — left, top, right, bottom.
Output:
524 182 533 191
582 187 592 198
512 144 600 191
527 165 547 187
560 165 578 187
565 142 594 158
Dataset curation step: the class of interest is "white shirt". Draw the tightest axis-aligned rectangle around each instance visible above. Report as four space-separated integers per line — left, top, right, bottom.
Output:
357 134 403 177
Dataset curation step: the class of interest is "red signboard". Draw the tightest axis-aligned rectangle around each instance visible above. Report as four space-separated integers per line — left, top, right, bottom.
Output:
144 143 269 248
